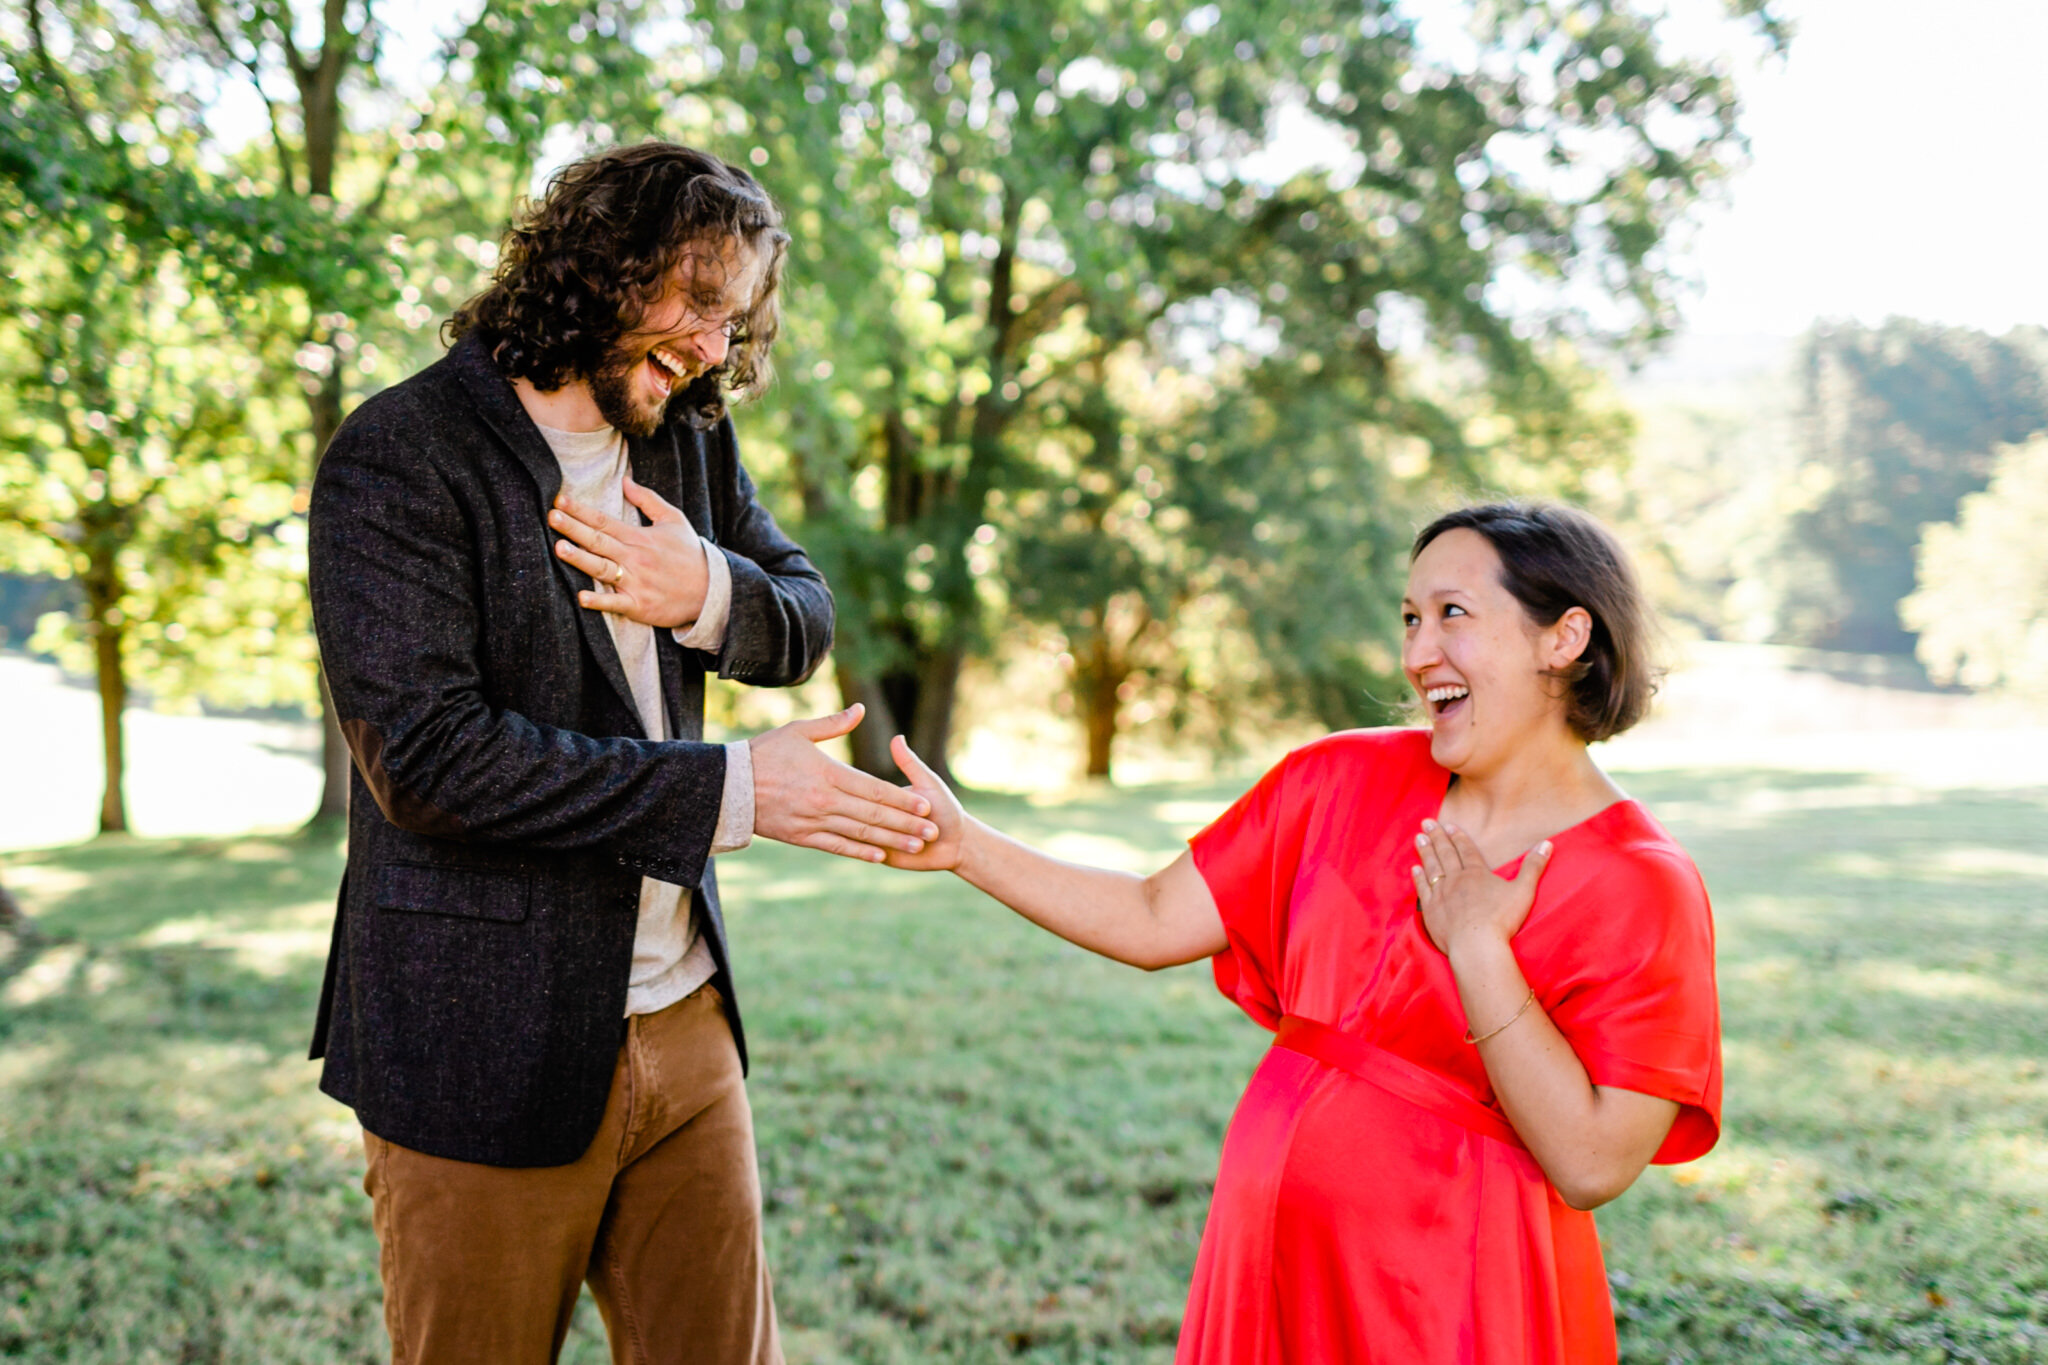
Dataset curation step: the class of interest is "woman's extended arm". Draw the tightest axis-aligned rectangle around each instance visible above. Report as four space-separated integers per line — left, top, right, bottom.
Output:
884 736 1228 970
1414 821 1680 1211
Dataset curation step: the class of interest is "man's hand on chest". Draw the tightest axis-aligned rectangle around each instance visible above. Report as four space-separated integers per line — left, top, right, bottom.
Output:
550 472 717 632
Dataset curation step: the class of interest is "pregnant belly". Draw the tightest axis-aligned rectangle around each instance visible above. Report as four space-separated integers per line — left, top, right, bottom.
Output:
1191 1042 1593 1364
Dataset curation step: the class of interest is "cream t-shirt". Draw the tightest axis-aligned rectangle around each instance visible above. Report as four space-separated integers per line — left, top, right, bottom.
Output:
539 421 752 1017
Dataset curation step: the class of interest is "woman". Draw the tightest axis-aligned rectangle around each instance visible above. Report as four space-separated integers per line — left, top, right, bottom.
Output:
884 502 1721 1364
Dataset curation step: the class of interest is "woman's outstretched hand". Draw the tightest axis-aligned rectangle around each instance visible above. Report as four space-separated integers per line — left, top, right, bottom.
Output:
884 735 969 872
1412 819 1551 960
881 735 1226 968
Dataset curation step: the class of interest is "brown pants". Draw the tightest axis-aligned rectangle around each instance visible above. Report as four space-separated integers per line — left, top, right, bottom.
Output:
361 984 783 1365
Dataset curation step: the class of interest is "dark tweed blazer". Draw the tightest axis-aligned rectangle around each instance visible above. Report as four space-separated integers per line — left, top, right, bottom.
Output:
307 335 832 1167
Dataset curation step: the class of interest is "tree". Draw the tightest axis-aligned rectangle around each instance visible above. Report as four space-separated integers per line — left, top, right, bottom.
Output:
688 0 1779 777
0 215 305 832
176 0 683 817
0 4 311 833
1902 434 2048 697
1777 319 2048 655
6 0 687 821
4 0 1786 794
1002 350 1207 778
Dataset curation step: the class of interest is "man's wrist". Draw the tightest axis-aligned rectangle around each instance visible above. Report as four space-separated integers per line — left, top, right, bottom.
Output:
710 739 754 854
674 538 732 650
681 534 712 624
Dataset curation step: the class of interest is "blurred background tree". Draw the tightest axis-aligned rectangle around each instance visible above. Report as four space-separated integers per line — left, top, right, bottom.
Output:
0 225 308 834
1771 319 2048 656
1903 434 2048 699
0 0 313 833
1606 320 2048 681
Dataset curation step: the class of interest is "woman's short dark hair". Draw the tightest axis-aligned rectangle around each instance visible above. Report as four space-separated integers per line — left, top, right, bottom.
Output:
446 142 789 429
1412 502 1657 743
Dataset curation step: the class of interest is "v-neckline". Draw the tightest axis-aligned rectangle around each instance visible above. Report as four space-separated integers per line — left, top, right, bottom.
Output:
1422 763 1636 875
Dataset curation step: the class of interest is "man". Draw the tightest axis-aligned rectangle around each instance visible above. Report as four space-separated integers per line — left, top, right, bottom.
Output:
307 142 934 1365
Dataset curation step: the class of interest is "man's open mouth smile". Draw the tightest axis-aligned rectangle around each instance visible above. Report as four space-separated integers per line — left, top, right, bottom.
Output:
647 345 692 397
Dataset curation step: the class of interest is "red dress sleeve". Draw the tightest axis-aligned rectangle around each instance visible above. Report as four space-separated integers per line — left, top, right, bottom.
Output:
1188 747 1318 1030
1543 838 1723 1164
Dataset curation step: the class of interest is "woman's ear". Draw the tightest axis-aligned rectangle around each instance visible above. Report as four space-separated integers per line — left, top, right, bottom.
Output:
1548 606 1594 668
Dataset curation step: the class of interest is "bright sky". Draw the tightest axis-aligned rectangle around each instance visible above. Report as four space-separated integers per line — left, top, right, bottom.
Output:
1679 0 2048 338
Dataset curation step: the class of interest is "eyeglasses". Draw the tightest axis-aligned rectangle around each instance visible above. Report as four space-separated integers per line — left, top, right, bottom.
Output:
686 315 741 342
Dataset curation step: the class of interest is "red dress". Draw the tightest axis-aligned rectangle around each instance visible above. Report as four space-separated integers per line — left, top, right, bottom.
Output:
1178 729 1722 1364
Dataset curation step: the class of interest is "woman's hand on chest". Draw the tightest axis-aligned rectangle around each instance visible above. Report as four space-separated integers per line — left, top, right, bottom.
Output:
1410 818 1552 961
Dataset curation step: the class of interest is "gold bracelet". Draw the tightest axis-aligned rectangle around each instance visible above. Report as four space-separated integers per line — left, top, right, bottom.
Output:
1464 988 1537 1045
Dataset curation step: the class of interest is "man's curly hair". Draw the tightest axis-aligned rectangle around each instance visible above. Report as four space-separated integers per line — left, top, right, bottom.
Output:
447 142 789 429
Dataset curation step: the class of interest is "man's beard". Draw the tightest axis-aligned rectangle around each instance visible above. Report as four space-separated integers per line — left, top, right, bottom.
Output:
586 342 668 439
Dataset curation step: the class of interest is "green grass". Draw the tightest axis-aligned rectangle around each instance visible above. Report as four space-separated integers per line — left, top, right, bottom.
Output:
3 770 2046 1363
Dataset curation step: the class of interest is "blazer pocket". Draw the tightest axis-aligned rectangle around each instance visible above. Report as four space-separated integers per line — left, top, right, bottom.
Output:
373 862 531 924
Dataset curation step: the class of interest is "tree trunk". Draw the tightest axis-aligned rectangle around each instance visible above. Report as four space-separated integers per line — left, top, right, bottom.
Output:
832 657 899 779
294 14 355 828
307 363 350 824
1070 594 1157 784
905 643 964 788
835 640 963 787
91 603 129 835
1078 639 1123 782
0 874 36 943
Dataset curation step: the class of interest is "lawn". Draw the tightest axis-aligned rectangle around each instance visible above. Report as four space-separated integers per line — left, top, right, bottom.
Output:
2 766 2045 1363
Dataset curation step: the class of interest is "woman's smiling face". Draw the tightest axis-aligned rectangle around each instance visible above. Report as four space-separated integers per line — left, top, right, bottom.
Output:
1402 528 1583 776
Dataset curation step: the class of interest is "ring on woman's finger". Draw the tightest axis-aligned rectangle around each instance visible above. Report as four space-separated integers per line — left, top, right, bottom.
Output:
1428 874 1443 886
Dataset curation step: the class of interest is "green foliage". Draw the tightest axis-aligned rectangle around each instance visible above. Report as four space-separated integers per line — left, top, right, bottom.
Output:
1903 435 2048 698
0 2 328 721
4 765 2046 1362
686 0 1774 772
1775 320 2048 656
0 0 701 725
0 2 331 315
4 0 1778 780
0 226 313 709
1603 361 1800 646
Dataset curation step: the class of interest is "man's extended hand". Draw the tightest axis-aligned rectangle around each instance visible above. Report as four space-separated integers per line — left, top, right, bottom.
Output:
551 474 708 629
750 705 938 864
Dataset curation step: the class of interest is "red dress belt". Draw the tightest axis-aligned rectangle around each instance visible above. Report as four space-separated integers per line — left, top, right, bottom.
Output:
1272 1015 1528 1151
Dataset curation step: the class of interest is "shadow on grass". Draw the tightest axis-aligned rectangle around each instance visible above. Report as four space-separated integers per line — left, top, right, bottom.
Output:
3 828 346 946
3 774 2046 1362
1589 776 2048 1364
1 840 376 1364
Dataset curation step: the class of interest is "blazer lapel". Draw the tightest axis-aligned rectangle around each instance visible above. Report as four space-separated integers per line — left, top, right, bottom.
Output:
632 423 710 741
629 421 714 543
451 338 643 733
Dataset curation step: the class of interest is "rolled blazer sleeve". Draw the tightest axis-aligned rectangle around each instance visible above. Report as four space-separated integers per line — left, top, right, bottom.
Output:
309 392 727 884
